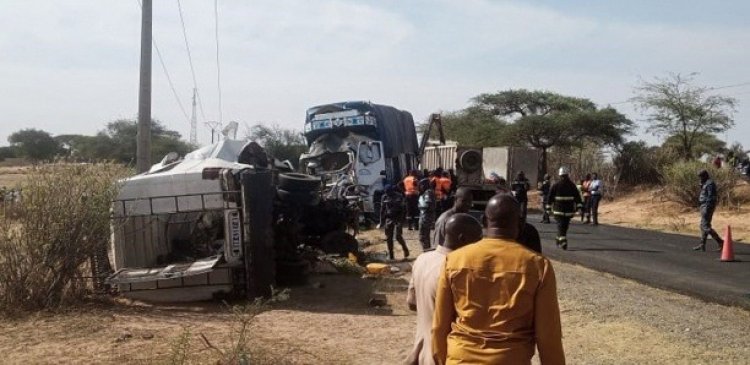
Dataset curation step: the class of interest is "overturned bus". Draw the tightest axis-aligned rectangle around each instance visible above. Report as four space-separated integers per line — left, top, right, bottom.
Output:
106 140 357 302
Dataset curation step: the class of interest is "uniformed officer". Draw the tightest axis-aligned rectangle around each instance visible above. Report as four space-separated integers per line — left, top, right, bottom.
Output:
379 184 410 260
511 171 531 219
693 170 723 252
417 178 437 250
547 167 582 250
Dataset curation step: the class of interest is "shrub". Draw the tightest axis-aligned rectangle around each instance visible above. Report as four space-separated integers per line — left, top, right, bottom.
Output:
0 163 129 313
662 160 739 207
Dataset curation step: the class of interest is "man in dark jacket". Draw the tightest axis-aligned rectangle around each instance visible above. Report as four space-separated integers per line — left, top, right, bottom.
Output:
547 167 582 250
693 170 723 252
379 184 410 260
511 171 531 219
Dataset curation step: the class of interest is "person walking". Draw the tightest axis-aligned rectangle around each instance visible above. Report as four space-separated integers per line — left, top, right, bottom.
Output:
403 170 420 230
548 167 582 250
511 171 531 219
581 174 592 223
539 174 552 224
432 187 473 248
417 178 437 250
432 194 565 365
378 184 410 260
405 213 483 365
693 170 724 252
589 173 603 226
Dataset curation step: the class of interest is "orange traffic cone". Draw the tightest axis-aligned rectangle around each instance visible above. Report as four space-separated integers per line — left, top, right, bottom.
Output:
720 225 736 262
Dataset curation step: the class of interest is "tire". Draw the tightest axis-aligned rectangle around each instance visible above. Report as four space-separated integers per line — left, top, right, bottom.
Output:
278 173 321 191
320 231 359 257
277 188 320 206
459 150 482 173
275 259 310 286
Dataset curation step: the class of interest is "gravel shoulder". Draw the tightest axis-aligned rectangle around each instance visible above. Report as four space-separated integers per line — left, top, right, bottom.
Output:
1 230 748 364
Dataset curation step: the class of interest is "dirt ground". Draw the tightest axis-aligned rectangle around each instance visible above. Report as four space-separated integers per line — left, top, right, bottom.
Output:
0 166 28 188
1 229 749 364
597 185 750 244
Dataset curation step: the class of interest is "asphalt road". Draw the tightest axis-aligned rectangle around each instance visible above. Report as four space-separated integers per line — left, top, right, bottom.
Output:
528 215 750 310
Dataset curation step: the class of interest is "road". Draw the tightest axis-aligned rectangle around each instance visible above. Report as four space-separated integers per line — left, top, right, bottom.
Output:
529 215 750 310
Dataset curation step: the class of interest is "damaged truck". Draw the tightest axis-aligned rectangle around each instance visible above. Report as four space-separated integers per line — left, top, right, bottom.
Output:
299 101 420 222
106 139 358 302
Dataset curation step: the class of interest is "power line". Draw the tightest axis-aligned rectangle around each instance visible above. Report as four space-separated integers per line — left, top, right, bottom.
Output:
135 0 191 124
708 81 750 90
214 0 223 124
175 0 207 122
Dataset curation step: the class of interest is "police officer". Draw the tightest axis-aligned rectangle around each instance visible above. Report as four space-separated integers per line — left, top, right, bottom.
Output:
511 171 530 219
379 184 410 260
547 167 582 250
539 174 552 224
693 170 723 252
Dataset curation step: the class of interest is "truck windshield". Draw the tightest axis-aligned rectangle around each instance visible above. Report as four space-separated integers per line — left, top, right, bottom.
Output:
320 152 351 172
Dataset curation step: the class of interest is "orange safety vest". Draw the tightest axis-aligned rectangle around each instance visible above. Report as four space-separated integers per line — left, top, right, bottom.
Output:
404 176 418 196
437 177 452 200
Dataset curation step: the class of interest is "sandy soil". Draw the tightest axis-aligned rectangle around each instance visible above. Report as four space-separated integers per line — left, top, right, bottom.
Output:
596 186 750 244
1 229 749 364
0 166 28 188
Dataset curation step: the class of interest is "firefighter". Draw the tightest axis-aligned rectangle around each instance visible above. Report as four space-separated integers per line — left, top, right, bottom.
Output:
539 174 552 224
547 167 582 250
693 170 723 252
403 170 420 230
511 171 531 219
378 184 410 260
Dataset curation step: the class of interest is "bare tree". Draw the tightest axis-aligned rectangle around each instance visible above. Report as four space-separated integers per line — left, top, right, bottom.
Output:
632 73 737 160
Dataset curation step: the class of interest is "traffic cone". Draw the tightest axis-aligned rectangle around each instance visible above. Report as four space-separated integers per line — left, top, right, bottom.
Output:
720 225 736 262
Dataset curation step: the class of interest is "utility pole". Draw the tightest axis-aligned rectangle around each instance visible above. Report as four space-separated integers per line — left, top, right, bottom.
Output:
136 0 153 173
189 88 198 145
205 121 222 144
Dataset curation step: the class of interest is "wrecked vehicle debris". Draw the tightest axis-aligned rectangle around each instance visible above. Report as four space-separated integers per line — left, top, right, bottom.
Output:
106 139 359 302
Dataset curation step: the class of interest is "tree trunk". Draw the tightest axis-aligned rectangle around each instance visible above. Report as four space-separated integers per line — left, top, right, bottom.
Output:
538 147 548 185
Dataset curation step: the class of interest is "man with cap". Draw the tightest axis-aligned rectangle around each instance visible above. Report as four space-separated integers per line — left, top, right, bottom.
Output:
405 213 483 365
432 187 473 248
378 184 410 260
548 167 582 250
432 194 565 365
693 169 723 252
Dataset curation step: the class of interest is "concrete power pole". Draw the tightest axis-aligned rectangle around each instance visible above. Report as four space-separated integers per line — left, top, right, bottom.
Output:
136 0 153 173
189 88 198 145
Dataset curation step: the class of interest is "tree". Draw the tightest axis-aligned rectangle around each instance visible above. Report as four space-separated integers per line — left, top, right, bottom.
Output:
662 132 725 160
97 119 195 164
244 123 307 168
613 141 665 185
8 129 61 161
632 73 737 160
472 90 632 180
425 106 508 147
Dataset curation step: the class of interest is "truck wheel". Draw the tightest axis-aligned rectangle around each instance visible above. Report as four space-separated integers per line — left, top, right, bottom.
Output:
459 150 482 173
278 173 321 191
320 231 359 257
276 189 320 206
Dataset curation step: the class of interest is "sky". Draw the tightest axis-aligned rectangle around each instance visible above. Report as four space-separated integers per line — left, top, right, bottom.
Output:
1 0 749 148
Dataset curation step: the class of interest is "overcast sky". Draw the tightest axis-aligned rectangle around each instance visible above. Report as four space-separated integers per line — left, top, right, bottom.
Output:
1 0 748 148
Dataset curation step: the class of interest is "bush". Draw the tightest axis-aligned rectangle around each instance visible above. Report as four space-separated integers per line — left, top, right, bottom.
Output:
0 163 129 313
662 160 740 207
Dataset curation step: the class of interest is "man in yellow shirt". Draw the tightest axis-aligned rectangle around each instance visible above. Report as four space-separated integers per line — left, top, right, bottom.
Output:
432 194 565 365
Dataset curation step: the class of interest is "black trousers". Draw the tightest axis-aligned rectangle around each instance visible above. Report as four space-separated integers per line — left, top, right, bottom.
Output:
385 219 409 258
590 195 601 224
700 204 722 245
405 194 419 229
541 200 550 222
555 215 571 241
